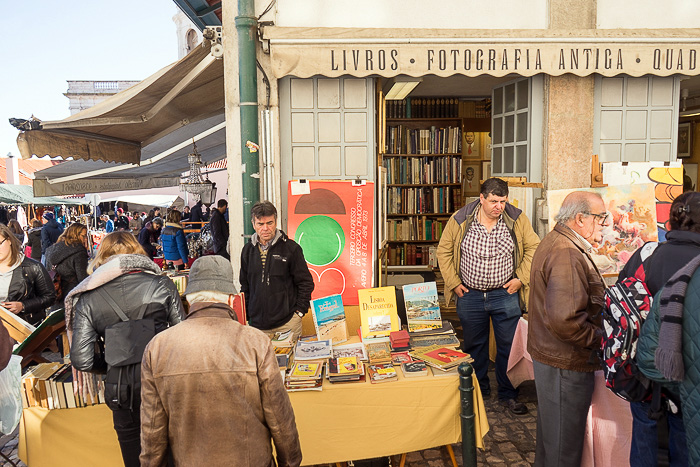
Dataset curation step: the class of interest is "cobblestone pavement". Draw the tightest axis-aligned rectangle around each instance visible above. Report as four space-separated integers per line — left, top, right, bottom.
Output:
1 367 537 467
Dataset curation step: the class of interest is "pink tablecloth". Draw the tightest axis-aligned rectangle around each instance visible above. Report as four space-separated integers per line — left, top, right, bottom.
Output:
506 318 633 467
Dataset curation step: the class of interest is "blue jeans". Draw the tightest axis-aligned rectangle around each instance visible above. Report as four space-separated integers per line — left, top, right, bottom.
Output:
456 287 520 401
629 400 687 467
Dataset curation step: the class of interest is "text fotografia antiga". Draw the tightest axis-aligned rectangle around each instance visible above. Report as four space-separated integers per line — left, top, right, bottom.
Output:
329 48 699 72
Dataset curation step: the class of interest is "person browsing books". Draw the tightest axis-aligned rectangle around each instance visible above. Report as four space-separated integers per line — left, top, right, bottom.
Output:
140 256 302 467
240 201 314 341
437 177 540 415
527 191 608 467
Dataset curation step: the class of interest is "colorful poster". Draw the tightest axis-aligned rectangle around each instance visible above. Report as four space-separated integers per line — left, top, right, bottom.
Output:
287 180 375 305
602 162 683 241
547 184 658 275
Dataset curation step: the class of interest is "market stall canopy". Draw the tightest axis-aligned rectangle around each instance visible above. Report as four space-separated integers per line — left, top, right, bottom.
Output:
100 194 184 212
263 27 700 78
0 184 84 205
31 114 226 197
13 44 224 164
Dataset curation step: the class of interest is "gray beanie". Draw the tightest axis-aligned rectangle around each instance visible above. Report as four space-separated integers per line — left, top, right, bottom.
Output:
184 256 238 295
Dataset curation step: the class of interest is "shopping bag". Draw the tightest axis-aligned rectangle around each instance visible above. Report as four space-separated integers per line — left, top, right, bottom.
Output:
0 354 23 434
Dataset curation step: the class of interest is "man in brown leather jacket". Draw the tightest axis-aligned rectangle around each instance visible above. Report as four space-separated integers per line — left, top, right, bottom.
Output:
140 256 302 467
528 191 608 467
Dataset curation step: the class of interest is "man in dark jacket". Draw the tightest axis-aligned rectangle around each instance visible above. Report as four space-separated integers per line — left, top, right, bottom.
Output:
114 208 130 231
138 218 163 259
240 201 314 341
40 211 63 266
27 219 43 262
209 199 229 260
528 191 608 467
189 201 204 223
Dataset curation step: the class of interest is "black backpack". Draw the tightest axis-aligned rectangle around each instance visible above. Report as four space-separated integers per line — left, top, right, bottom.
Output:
97 279 158 410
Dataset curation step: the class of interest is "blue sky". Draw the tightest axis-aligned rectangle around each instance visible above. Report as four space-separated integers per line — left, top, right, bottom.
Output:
0 0 180 158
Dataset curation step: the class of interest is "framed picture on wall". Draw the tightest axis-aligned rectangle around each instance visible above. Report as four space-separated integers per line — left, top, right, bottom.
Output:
462 130 481 159
462 162 481 196
678 122 691 158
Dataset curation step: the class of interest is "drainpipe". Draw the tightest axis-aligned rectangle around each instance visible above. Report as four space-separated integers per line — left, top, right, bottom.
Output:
235 0 259 236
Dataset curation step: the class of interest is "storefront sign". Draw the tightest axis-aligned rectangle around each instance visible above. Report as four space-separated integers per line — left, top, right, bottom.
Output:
33 177 179 197
267 32 700 78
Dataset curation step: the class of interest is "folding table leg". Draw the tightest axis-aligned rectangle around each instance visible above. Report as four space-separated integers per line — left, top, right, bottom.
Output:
445 444 458 467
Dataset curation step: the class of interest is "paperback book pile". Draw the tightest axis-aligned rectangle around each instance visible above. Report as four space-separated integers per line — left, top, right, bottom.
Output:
22 363 105 409
275 346 294 369
271 330 294 348
332 342 367 361
327 356 364 383
367 363 398 384
391 351 413 366
401 360 430 378
409 320 460 349
389 329 410 351
365 341 392 365
294 339 332 361
285 361 324 391
410 345 473 372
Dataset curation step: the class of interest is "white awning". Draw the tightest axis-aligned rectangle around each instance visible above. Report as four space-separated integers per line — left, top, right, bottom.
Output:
263 27 700 78
15 44 224 164
100 194 184 211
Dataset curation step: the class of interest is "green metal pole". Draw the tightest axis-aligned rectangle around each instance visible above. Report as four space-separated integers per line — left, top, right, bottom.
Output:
235 0 259 236
459 362 477 467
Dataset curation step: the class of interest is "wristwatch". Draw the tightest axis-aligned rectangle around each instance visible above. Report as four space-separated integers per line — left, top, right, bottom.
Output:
295 311 305 319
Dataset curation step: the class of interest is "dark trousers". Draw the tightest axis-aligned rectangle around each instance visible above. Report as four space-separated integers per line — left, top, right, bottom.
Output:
456 287 520 400
111 404 141 467
533 360 595 467
630 400 687 467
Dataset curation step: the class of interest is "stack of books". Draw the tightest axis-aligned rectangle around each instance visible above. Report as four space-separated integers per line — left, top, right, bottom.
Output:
367 363 398 384
294 339 332 361
285 361 324 391
365 341 392 366
391 351 413 366
275 346 294 369
409 320 460 350
327 356 364 383
389 329 410 351
410 345 473 375
22 363 105 409
401 360 430 378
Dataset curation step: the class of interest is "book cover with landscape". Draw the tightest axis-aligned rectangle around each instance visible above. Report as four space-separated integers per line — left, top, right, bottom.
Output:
357 286 400 339
402 282 442 332
310 294 348 344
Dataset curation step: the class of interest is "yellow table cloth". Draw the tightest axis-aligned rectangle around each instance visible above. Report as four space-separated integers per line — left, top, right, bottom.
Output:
20 368 487 466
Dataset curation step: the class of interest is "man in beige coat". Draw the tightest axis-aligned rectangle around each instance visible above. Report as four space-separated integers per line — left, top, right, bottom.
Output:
140 256 302 467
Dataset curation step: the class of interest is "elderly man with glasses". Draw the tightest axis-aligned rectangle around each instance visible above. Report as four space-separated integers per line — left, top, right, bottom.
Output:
527 191 611 467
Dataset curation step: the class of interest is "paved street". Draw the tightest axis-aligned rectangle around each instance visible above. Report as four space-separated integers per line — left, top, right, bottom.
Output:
1 365 537 467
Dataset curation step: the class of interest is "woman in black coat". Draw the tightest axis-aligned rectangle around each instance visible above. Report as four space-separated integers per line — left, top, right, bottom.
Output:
26 219 43 261
0 224 55 325
47 223 89 304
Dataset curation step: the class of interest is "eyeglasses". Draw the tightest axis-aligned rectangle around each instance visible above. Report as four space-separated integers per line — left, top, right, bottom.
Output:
0 238 6 246
584 211 610 226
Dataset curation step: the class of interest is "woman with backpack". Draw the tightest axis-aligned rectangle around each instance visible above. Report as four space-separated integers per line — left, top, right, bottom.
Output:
46 223 89 305
67 231 183 467
619 191 700 466
0 223 55 325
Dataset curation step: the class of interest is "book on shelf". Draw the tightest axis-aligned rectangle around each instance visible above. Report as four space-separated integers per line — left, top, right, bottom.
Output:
401 360 430 378
383 155 462 184
386 98 460 120
310 294 348 345
387 217 447 242
367 363 398 384
21 363 105 410
294 339 332 361
357 286 400 339
402 282 442 333
332 342 367 361
387 186 461 215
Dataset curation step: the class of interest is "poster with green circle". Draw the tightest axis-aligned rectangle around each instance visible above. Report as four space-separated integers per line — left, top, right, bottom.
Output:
295 215 345 266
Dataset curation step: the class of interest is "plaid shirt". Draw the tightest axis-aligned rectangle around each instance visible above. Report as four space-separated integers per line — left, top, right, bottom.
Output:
459 212 515 290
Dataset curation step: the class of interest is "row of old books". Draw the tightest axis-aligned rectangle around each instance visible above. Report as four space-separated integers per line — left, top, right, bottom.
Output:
384 98 491 119
388 244 436 267
383 155 462 184
387 186 461 214
22 362 105 410
385 125 461 155
387 218 447 242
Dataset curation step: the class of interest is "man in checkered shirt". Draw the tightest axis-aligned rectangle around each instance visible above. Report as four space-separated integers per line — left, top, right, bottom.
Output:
438 178 540 415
